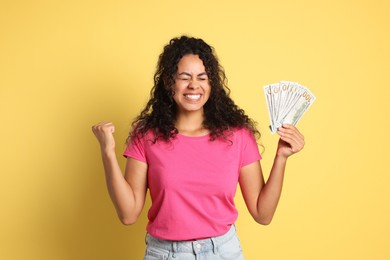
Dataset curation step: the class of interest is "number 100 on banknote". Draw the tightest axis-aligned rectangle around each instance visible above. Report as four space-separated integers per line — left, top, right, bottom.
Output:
263 81 316 133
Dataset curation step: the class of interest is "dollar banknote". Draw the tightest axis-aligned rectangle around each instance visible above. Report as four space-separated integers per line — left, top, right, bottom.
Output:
263 81 315 133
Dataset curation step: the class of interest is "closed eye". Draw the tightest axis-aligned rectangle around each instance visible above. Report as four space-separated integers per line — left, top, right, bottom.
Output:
177 76 190 80
197 72 208 81
176 72 208 81
176 72 191 80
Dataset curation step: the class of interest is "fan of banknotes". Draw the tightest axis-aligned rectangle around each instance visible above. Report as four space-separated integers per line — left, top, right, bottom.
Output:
263 81 316 133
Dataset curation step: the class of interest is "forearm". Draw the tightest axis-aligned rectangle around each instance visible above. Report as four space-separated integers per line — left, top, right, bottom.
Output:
256 155 287 224
100 149 137 223
241 125 304 225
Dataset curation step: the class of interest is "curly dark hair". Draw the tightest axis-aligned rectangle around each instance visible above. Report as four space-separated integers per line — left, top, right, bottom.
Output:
128 35 260 143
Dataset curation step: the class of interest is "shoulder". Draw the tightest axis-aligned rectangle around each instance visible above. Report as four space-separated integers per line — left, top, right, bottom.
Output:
231 127 256 140
213 127 257 146
128 129 156 146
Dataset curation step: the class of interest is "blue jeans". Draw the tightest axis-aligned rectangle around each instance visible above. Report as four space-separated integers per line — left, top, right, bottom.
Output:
143 225 244 260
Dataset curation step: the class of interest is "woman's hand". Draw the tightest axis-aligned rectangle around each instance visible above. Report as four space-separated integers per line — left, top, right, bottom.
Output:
276 124 305 158
92 121 116 152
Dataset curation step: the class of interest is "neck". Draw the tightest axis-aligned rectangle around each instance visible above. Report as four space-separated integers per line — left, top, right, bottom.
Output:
175 110 208 137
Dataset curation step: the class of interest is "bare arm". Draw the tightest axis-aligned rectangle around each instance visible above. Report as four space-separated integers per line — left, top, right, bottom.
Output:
92 122 147 225
239 124 305 225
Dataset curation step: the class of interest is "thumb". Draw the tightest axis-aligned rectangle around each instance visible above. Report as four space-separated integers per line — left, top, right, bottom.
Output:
110 125 115 134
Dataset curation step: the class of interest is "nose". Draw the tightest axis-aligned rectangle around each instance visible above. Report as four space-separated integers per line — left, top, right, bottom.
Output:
188 78 200 89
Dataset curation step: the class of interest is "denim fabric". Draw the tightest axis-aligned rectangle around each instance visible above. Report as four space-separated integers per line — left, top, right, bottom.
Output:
143 225 244 260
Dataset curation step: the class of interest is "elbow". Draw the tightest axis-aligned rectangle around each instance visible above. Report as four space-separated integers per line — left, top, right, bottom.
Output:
254 215 273 226
120 218 137 225
119 215 138 226
257 218 272 226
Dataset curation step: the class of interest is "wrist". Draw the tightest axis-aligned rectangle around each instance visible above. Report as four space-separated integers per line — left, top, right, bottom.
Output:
101 146 116 158
274 153 288 164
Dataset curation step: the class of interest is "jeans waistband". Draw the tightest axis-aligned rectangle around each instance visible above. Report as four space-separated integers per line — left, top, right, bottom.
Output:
145 225 237 254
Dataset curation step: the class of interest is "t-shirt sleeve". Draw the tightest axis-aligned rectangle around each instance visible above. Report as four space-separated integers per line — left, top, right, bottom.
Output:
239 128 262 168
123 137 147 163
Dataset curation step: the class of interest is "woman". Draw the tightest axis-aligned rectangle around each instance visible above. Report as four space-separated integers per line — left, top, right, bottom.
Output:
92 36 305 259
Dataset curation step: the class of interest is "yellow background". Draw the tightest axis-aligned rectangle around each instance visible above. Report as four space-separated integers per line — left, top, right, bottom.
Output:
1 0 389 259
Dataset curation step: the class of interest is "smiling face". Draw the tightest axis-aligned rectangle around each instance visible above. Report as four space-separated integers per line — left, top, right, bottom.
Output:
173 54 211 115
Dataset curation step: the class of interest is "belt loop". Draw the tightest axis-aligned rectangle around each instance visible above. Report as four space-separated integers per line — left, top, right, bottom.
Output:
172 242 177 258
210 237 217 254
144 233 148 245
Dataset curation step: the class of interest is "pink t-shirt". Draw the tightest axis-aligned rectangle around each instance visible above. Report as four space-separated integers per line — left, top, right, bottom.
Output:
123 128 261 240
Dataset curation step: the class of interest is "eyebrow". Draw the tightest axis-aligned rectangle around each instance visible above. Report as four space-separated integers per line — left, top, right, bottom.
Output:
177 72 208 77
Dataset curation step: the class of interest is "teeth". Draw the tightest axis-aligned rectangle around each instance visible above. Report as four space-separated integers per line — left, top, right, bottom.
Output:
185 94 201 100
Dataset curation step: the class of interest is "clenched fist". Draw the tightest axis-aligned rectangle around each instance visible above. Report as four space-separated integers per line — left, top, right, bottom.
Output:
92 121 116 152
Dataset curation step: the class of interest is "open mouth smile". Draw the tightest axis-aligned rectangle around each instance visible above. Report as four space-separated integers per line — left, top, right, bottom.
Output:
184 94 202 101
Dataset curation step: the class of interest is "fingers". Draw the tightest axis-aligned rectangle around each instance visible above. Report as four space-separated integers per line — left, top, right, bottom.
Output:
278 124 304 140
277 124 305 153
91 122 116 150
92 121 115 134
